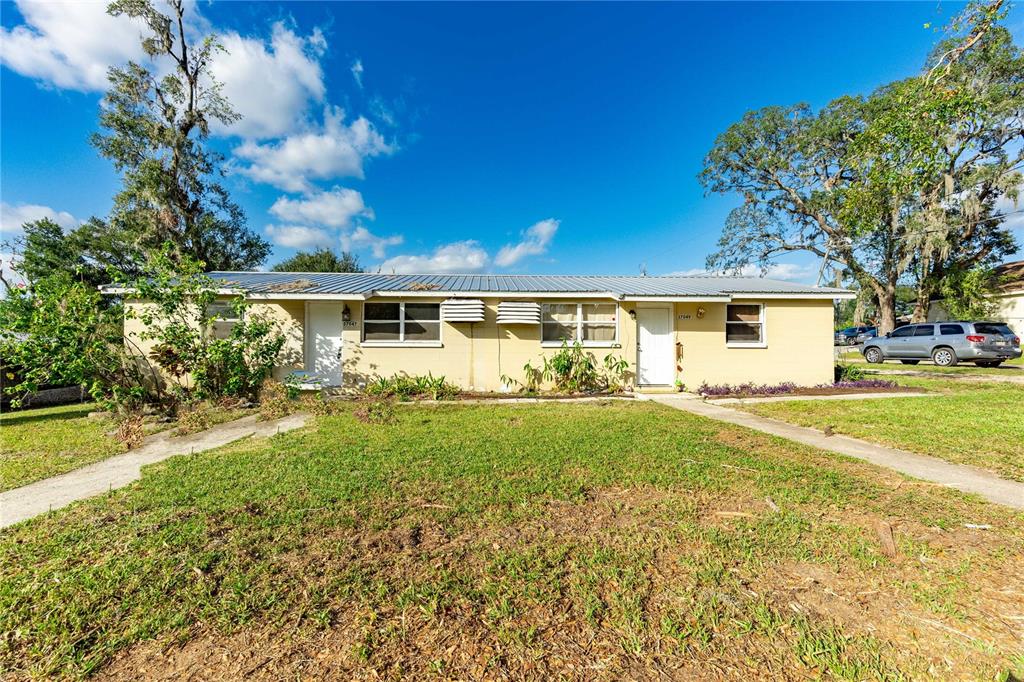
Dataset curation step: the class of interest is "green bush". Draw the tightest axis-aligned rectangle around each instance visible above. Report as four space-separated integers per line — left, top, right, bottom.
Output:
834 363 866 382
364 373 459 401
128 246 286 404
508 342 630 394
0 272 158 411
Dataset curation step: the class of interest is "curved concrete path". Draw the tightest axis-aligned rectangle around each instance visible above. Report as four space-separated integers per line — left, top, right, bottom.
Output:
644 395 1024 509
0 412 308 528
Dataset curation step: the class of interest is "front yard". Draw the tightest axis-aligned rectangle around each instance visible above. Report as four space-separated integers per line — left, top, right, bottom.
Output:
0 403 123 491
2 400 1022 680
739 377 1024 481
0 401 256 492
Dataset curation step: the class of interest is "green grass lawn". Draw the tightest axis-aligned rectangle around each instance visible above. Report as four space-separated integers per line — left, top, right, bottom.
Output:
0 402 256 492
0 403 124 491
740 377 1024 481
2 401 1022 680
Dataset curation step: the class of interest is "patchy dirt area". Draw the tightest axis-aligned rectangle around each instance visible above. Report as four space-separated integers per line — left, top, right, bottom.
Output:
95 486 1024 681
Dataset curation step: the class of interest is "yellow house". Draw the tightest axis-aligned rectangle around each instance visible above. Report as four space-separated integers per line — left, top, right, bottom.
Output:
116 272 853 392
927 260 1024 338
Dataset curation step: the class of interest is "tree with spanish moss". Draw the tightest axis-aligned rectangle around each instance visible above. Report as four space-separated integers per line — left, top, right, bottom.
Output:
92 0 270 271
701 0 1021 333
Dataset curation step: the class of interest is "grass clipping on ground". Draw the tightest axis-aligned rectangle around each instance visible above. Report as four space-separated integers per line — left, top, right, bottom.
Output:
1 401 1022 680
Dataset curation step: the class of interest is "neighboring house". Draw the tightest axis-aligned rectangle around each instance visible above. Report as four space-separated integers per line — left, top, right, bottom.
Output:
108 273 853 392
927 260 1024 337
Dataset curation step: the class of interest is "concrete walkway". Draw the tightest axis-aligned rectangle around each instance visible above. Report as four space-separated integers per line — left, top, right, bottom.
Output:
0 413 309 528
705 391 932 406
644 395 1024 509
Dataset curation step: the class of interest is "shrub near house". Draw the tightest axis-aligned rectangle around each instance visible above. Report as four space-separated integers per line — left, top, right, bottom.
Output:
109 272 853 393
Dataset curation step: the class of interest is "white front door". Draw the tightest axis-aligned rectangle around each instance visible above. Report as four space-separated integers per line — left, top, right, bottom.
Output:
637 307 674 386
307 302 343 386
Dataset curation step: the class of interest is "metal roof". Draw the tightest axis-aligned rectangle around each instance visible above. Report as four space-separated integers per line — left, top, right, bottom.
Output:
195 271 852 299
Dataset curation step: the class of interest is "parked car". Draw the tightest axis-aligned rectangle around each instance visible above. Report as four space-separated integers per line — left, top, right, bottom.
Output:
853 327 878 345
835 326 875 346
861 321 1022 367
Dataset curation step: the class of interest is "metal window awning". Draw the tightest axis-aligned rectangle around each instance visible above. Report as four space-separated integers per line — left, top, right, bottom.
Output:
496 301 541 324
440 298 485 322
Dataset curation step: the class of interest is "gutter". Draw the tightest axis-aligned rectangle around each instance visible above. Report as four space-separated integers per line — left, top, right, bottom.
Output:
100 287 856 302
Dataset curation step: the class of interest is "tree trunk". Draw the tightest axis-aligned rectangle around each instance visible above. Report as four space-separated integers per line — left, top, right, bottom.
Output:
876 285 898 334
911 298 930 323
852 295 866 326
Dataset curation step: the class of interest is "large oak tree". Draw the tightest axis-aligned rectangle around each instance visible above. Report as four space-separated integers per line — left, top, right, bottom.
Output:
701 1 1022 332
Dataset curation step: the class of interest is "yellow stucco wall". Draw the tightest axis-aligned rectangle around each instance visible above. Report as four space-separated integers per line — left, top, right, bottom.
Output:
341 298 637 391
250 300 306 380
673 299 834 389
125 295 836 392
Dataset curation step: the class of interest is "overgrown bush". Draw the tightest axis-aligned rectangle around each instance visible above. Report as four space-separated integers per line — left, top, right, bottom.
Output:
0 272 159 411
506 342 630 394
127 247 286 404
364 373 459 401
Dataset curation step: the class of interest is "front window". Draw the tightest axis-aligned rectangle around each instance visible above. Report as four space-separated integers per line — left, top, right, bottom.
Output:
725 304 764 345
542 303 618 344
206 301 241 339
890 326 914 338
363 302 440 344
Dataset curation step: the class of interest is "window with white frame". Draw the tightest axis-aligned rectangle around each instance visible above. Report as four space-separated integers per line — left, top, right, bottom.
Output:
541 303 617 344
725 304 764 345
363 302 441 344
206 301 242 339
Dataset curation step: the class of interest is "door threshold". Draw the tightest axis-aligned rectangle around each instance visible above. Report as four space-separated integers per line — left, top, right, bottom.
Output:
636 385 678 394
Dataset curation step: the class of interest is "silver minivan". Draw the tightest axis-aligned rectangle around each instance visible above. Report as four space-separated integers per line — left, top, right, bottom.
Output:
861 322 1022 367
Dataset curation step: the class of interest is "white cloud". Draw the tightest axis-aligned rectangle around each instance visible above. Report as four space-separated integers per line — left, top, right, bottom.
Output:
665 262 817 282
379 241 489 274
995 192 1024 232
233 106 393 192
269 187 369 229
0 252 26 289
0 0 144 91
494 218 559 267
211 23 327 139
351 59 364 88
263 224 333 250
341 226 403 258
0 202 78 238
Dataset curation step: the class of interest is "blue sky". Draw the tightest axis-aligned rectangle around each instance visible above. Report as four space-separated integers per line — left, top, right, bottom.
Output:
2 1 1022 279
